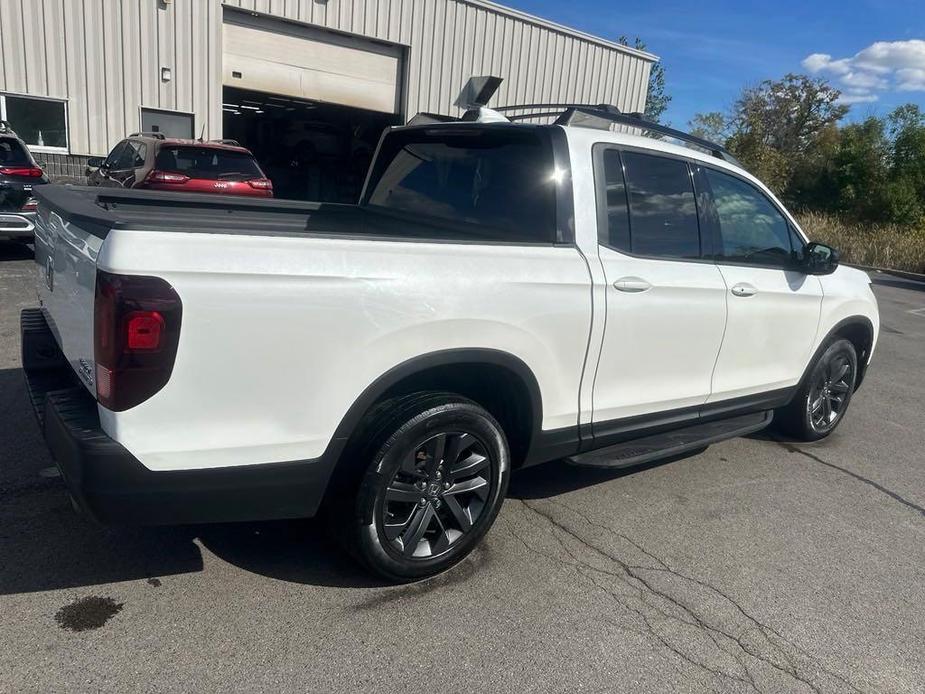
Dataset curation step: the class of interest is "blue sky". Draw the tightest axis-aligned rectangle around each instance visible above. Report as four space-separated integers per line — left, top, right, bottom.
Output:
503 0 925 127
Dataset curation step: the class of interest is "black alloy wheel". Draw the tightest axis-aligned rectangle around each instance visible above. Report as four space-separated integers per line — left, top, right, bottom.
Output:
344 392 510 582
381 430 493 559
776 338 858 441
807 349 855 434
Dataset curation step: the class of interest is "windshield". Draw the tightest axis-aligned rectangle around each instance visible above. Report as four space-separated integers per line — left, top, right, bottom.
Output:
0 137 33 167
154 146 263 180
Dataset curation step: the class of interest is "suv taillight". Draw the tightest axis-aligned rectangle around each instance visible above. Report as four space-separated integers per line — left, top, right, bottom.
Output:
94 271 182 411
247 178 273 190
0 166 43 177
145 170 190 184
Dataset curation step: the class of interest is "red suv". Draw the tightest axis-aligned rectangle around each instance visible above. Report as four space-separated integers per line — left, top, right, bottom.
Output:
86 134 273 198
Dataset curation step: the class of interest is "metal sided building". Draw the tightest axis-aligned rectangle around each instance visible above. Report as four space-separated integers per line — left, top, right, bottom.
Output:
0 0 656 196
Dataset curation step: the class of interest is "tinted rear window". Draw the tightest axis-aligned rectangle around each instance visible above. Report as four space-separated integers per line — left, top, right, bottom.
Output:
154 146 263 180
0 138 32 167
363 128 557 243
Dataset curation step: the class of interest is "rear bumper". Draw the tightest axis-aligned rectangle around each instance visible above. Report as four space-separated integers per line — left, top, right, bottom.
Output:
21 308 334 525
0 212 34 241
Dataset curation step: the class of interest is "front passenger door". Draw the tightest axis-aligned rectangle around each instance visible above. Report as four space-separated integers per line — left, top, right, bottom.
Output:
90 142 127 187
702 166 823 403
106 140 146 187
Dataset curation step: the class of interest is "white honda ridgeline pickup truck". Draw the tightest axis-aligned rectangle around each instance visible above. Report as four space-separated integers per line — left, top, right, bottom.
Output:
23 103 878 581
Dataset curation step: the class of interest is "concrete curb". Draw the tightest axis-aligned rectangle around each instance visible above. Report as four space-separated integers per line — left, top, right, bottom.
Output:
847 264 925 284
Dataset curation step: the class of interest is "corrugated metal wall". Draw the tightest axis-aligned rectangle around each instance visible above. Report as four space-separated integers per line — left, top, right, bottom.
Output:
222 0 654 118
0 0 223 156
0 0 653 157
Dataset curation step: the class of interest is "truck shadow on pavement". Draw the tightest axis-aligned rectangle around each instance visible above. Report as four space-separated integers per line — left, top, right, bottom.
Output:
0 241 34 262
0 366 384 594
1 360 690 594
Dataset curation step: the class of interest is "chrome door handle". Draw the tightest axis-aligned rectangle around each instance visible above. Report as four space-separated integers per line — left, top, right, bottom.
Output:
731 283 757 297
613 277 652 293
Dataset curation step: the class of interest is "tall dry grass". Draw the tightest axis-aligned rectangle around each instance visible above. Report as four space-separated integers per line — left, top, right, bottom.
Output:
797 212 925 274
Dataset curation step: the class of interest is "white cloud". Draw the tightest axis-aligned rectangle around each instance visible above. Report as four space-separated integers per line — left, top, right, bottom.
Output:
802 39 925 103
897 68 925 91
837 93 880 105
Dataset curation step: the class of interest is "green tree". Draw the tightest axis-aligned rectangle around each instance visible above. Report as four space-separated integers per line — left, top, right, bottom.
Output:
886 104 925 224
618 37 671 122
689 74 848 194
688 112 729 143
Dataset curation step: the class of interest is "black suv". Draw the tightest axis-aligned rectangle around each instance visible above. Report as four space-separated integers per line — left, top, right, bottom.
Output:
0 121 49 243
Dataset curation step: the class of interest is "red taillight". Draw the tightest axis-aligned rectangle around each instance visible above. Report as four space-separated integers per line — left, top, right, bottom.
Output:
0 166 43 177
94 271 182 411
125 311 165 350
145 170 190 184
247 178 273 190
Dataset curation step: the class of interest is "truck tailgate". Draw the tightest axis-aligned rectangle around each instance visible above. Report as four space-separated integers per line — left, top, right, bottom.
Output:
32 197 101 396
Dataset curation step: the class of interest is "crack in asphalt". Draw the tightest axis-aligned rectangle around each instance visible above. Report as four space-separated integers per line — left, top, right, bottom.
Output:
778 441 925 519
510 499 862 694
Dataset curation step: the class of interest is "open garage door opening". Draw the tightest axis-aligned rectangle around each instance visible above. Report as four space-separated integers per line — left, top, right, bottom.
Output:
222 12 405 203
222 87 400 203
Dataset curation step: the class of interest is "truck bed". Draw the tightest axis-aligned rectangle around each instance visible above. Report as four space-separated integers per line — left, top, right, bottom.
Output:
33 185 513 243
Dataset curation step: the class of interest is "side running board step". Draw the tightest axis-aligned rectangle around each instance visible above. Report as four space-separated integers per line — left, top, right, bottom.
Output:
567 410 773 469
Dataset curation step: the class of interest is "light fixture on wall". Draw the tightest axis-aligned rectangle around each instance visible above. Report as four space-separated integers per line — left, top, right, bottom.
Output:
161 67 172 82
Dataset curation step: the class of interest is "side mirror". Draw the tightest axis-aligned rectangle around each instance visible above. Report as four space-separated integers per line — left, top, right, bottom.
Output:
803 242 839 275
85 156 105 175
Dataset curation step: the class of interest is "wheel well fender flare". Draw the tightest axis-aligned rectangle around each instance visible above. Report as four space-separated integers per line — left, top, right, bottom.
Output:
799 316 875 395
324 348 544 461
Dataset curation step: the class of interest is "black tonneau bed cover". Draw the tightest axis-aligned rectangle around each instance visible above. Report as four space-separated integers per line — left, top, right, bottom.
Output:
34 185 510 244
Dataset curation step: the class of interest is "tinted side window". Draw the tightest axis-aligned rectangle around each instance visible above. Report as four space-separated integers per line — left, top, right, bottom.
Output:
705 168 793 266
598 148 630 252
104 142 127 168
114 143 138 169
622 151 700 259
364 128 557 243
128 141 147 168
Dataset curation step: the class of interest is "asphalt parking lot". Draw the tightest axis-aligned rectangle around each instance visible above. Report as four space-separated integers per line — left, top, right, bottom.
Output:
1 242 923 694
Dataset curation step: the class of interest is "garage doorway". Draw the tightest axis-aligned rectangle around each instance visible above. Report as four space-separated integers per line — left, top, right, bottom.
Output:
222 87 399 203
222 11 405 203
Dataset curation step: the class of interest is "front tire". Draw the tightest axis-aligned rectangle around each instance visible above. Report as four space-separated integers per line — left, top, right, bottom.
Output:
776 338 858 441
345 392 510 582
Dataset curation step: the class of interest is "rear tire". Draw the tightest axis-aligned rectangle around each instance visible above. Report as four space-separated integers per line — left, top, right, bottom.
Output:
775 338 858 442
338 392 510 582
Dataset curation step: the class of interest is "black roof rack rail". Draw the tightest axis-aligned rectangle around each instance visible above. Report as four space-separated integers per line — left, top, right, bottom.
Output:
209 138 242 146
128 131 166 139
495 102 741 167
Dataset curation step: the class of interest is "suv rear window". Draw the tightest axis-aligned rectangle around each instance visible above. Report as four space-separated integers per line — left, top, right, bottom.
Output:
363 128 557 244
154 146 263 180
0 137 32 167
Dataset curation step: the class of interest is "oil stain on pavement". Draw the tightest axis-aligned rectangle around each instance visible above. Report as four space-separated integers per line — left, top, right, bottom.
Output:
54 596 124 632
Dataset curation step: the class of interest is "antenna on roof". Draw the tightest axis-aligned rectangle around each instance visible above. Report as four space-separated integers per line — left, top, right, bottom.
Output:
455 76 504 110
455 76 510 124
197 122 206 142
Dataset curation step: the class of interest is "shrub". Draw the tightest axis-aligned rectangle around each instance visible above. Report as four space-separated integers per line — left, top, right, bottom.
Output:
797 212 925 274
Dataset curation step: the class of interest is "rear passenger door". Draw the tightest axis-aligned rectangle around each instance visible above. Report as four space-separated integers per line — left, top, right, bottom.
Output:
591 147 728 434
700 166 823 402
